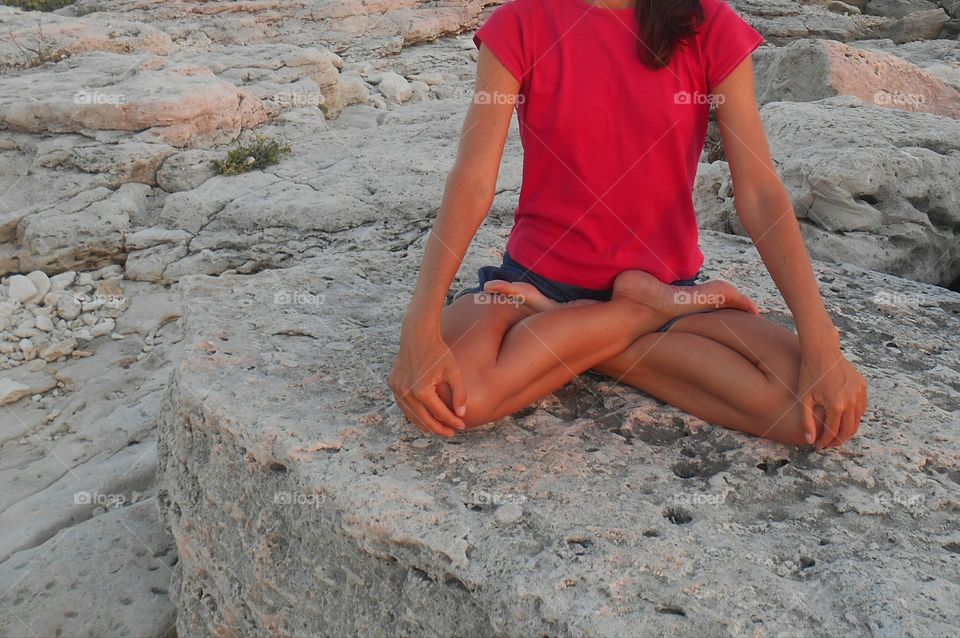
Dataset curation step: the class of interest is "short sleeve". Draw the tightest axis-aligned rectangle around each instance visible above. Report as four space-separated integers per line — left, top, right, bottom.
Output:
699 0 765 91
472 1 528 83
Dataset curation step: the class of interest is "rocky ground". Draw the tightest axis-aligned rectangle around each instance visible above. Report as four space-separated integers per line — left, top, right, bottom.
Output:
0 0 957 637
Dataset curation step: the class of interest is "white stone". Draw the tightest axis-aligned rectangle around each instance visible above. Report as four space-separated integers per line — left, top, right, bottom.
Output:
56 295 82 321
25 271 51 303
39 338 77 362
49 271 77 291
7 275 37 304
376 72 412 103
34 315 53 332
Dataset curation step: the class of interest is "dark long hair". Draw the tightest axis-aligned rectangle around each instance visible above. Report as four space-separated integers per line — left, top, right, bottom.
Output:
636 0 705 69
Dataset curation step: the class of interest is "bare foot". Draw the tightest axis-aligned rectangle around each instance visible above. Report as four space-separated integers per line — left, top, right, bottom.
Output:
482 280 559 312
482 280 604 312
612 270 759 319
484 273 759 321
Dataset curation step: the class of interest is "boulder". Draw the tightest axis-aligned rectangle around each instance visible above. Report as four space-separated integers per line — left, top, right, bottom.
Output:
157 228 960 637
11 183 150 276
0 5 173 71
0 52 268 148
854 38 960 90
754 38 960 118
697 98 960 288
156 149 219 193
174 44 364 119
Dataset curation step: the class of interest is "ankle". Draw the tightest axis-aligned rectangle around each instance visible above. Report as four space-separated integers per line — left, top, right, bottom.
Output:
608 298 661 339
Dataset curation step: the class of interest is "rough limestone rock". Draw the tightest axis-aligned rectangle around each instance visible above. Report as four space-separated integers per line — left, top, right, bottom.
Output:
123 99 521 283
34 137 177 188
754 38 960 118
157 226 960 637
155 149 219 193
855 38 960 90
0 499 177 638
12 183 149 276
0 5 173 71
0 51 268 148
60 0 498 58
731 0 952 42
0 278 183 638
0 363 55 405
697 98 960 288
174 43 364 119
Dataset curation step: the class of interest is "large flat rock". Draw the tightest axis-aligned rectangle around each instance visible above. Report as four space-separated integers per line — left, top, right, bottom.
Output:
0 51 268 148
60 0 497 59
0 499 177 638
158 227 960 637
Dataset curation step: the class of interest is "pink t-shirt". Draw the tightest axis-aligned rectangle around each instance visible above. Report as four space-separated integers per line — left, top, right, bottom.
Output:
473 0 764 288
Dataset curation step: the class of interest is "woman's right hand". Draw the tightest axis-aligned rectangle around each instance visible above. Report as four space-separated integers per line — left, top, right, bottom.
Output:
389 328 467 437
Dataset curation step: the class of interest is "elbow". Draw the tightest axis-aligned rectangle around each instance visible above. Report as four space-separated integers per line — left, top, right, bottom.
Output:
735 181 794 228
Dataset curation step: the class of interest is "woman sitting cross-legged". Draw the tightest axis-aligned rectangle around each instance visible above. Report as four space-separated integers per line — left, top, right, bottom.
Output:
389 0 868 448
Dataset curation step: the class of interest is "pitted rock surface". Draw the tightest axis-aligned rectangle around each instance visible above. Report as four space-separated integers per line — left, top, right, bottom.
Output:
158 228 960 637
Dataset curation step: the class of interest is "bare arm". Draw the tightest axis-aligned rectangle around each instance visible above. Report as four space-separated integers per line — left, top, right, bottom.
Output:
389 45 520 437
713 57 868 448
402 46 519 336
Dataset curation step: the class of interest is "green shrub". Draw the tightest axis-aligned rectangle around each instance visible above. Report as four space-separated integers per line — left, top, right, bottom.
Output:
215 135 292 176
1 0 77 11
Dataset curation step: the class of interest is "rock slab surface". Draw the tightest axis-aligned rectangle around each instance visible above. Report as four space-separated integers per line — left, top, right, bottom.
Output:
158 228 960 637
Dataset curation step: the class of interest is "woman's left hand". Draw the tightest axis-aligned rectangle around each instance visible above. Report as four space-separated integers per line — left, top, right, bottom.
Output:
798 344 868 448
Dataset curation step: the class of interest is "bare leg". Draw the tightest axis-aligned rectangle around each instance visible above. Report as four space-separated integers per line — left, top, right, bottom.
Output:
482 280 830 446
593 310 830 445
440 272 757 427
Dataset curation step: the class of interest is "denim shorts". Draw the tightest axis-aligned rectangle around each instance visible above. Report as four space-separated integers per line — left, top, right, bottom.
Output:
448 251 707 333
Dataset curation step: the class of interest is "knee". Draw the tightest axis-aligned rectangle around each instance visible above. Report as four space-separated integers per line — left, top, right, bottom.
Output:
457 364 506 430
747 384 861 449
743 382 812 447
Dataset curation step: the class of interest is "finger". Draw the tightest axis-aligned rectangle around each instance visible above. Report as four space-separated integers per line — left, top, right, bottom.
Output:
397 400 431 435
447 365 468 418
409 400 457 438
816 402 842 449
422 391 466 430
800 394 817 445
838 406 858 444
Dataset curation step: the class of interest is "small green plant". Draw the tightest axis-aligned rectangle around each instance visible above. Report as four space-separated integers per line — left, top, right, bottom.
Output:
215 135 292 176
6 20 69 68
1 0 77 11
